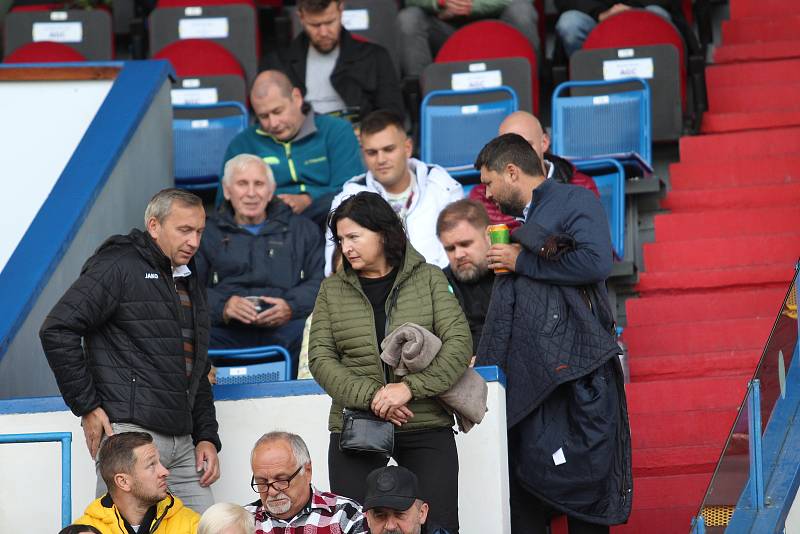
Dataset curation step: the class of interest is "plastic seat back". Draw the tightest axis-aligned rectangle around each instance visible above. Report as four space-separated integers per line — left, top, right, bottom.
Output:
173 101 249 190
3 9 113 60
422 57 533 113
552 78 651 165
570 44 681 141
573 158 625 259
583 10 686 111
149 0 259 83
435 20 538 114
210 345 291 384
421 86 518 180
154 39 247 105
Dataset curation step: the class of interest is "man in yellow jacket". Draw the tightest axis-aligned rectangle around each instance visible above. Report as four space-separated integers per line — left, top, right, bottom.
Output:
73 432 199 534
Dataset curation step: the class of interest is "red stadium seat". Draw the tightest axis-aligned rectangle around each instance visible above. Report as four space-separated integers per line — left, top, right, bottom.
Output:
4 41 86 63
154 38 244 78
583 9 686 111
435 20 539 114
149 0 260 82
154 39 248 105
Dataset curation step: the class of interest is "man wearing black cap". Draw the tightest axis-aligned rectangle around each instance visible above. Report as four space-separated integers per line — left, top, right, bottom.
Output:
363 466 451 534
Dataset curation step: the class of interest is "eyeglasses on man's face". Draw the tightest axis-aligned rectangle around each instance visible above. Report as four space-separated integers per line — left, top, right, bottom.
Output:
251 465 304 493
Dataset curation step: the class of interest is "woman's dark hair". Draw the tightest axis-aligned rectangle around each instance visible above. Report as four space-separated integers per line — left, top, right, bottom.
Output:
327 192 407 269
58 525 102 534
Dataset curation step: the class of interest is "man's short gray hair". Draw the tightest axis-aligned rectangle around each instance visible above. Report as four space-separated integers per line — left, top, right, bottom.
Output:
222 154 276 188
143 188 203 227
252 431 311 468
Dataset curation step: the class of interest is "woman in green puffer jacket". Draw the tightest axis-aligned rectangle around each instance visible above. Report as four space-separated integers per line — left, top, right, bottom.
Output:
309 192 472 533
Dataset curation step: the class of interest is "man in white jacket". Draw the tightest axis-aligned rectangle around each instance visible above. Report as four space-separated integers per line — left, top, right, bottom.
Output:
325 110 463 274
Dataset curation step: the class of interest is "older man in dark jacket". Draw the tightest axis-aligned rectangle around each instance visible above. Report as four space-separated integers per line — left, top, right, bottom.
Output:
195 154 324 378
265 0 404 120
474 134 632 534
40 188 220 514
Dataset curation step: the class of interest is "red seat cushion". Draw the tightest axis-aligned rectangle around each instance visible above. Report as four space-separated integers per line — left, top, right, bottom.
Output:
156 0 256 7
584 9 686 110
153 38 245 78
5 41 86 63
435 20 539 114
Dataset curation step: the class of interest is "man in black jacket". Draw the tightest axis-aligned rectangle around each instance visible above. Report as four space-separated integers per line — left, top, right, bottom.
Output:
266 0 404 121
40 188 221 513
195 154 324 378
474 134 631 533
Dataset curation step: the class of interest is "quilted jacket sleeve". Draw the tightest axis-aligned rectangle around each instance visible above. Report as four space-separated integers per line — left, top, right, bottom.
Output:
191 358 222 451
402 267 473 399
39 255 122 417
475 276 514 370
309 283 383 410
513 188 612 285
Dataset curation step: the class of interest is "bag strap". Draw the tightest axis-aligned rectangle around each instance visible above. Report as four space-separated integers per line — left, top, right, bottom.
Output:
381 285 402 385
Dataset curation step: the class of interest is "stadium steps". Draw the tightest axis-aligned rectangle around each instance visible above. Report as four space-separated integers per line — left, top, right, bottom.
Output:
668 156 800 188
705 58 800 87
729 0 798 19
654 208 800 241
611 1 800 529
714 40 800 64
722 15 800 45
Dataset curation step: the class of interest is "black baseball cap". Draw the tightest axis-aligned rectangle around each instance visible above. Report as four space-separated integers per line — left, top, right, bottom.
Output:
363 466 420 511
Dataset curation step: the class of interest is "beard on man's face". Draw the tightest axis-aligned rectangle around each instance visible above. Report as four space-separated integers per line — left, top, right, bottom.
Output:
452 261 489 283
495 192 526 218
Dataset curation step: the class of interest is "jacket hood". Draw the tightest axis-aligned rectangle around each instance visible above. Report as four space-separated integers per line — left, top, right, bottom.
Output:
544 153 576 185
82 493 185 531
90 229 171 273
339 241 426 288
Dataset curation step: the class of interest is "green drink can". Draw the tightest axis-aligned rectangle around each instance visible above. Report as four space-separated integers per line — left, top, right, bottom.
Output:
487 224 511 273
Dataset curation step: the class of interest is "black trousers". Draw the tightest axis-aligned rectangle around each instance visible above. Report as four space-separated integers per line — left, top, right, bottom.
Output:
329 427 459 533
510 476 609 534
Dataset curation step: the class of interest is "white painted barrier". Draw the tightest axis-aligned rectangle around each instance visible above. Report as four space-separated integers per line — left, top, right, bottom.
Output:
0 373 510 533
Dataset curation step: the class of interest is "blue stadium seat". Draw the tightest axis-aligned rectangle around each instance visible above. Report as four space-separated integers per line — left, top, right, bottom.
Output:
173 101 248 191
573 158 625 259
420 86 518 180
209 345 291 385
551 78 651 166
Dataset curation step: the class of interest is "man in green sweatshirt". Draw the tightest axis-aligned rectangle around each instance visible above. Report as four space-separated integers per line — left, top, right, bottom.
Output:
223 70 365 225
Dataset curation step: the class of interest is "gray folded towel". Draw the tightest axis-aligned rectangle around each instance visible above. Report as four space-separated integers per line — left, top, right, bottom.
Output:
380 322 442 375
381 323 488 433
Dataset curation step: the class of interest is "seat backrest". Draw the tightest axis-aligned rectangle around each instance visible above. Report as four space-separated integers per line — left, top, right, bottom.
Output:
573 159 626 259
288 0 401 74
435 20 538 114
583 10 686 110
420 86 518 179
3 9 113 60
149 0 259 83
172 101 249 188
154 39 247 105
551 78 651 165
422 57 533 113
3 41 86 63
570 44 681 142
209 345 292 382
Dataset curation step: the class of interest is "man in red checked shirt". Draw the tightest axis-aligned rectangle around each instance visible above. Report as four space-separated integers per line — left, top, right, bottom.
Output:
246 431 368 534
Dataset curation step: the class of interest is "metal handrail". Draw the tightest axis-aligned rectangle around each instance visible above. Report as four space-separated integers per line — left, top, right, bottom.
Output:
0 432 72 527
